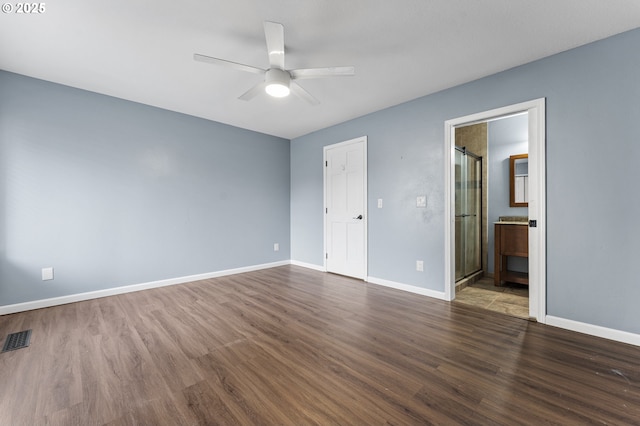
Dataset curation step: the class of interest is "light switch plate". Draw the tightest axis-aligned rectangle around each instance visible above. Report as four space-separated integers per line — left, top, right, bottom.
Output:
377 198 383 208
42 267 54 281
416 196 427 207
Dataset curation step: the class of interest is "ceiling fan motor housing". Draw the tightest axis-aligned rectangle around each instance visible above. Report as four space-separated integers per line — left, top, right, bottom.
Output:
265 68 291 97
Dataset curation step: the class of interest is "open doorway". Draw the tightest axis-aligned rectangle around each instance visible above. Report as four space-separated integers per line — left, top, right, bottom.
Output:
454 115 529 319
444 99 546 323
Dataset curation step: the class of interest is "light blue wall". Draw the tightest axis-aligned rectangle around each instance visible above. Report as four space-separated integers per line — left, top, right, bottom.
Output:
0 71 290 306
3 28 640 335
487 115 528 274
291 100 445 286
291 28 640 334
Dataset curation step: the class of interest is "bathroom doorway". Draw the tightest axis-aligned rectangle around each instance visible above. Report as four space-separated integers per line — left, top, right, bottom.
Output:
444 99 547 323
455 115 530 319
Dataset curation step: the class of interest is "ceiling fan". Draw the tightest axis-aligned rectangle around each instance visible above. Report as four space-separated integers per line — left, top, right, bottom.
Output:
194 21 355 105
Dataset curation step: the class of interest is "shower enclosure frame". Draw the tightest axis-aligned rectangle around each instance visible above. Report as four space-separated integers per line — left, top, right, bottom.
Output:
454 146 483 282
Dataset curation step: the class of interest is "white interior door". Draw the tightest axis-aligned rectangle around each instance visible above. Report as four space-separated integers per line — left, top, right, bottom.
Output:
324 137 367 279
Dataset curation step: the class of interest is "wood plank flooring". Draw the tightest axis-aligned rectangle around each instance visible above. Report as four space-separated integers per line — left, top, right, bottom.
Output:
1 265 639 425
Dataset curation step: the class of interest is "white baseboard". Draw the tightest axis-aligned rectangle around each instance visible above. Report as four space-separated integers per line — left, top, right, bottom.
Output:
289 262 447 301
0 260 290 316
290 260 325 272
9 260 638 348
291 260 446 300
367 276 447 300
546 315 640 347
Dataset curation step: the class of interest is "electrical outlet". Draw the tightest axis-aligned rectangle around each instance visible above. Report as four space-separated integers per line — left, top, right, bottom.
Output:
416 196 427 208
274 243 279 252
42 267 54 281
416 260 424 272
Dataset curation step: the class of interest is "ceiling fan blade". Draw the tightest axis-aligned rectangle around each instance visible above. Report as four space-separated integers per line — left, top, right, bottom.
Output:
194 53 264 75
290 82 320 106
264 21 285 69
290 66 355 80
238 81 267 101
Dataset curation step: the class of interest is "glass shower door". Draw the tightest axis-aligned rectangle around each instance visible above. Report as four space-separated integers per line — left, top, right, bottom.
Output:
455 147 482 281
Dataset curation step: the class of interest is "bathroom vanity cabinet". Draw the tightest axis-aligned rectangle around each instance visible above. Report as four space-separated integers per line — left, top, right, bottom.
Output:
494 222 528 286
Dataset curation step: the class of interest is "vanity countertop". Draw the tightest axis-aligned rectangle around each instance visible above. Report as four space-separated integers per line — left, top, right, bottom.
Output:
494 221 528 225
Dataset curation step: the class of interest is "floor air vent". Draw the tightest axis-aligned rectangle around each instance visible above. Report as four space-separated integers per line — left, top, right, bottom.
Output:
2 329 32 353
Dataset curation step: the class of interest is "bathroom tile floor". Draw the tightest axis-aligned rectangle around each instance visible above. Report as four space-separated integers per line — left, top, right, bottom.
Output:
455 277 529 319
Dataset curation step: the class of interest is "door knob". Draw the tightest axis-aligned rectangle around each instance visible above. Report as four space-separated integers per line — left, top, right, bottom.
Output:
353 214 363 220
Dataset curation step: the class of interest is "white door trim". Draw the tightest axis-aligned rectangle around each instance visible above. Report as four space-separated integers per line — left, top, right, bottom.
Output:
444 99 546 323
323 136 368 279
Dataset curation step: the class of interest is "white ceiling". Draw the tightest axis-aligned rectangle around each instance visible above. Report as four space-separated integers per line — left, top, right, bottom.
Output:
2 1 640 139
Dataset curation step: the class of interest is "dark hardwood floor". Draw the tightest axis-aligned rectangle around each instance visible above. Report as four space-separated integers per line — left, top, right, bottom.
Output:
1 265 639 425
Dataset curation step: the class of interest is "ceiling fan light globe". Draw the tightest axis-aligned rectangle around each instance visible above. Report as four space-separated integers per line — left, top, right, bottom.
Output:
264 68 291 98
265 83 290 97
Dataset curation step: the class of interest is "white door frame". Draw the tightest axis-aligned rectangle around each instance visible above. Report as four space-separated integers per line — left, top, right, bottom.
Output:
444 99 546 323
323 136 368 279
